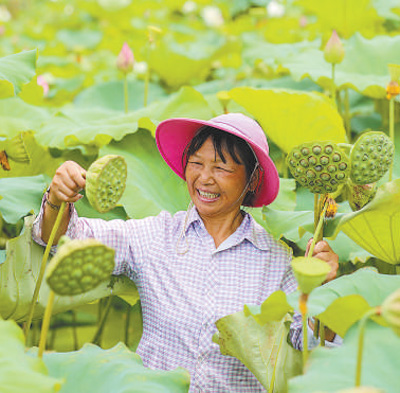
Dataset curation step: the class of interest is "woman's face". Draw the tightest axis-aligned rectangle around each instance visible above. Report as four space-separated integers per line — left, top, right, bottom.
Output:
185 137 248 220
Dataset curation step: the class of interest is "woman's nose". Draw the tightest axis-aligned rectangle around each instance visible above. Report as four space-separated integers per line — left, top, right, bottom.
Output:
198 166 215 183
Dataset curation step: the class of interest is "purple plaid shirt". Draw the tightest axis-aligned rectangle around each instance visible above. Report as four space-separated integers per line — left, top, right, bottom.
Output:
33 200 302 392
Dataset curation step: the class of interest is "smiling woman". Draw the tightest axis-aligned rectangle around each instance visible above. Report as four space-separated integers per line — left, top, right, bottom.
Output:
32 112 339 393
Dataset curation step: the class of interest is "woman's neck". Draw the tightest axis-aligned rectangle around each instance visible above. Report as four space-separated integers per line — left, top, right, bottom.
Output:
199 209 245 248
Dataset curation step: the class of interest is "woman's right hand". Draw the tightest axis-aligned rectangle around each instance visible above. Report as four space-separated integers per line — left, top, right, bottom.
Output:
48 161 87 206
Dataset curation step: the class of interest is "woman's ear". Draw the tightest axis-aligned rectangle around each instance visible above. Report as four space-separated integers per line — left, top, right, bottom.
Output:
249 166 261 193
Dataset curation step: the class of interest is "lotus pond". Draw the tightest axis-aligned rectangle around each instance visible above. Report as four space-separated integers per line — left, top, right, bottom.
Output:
0 0 400 392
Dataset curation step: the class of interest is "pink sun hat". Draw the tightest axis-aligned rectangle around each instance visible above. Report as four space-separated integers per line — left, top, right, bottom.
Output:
155 113 280 207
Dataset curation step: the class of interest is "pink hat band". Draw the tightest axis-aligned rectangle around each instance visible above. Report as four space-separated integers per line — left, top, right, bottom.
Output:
155 113 280 207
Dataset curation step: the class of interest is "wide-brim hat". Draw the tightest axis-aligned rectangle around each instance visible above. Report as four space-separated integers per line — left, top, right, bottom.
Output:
155 113 280 207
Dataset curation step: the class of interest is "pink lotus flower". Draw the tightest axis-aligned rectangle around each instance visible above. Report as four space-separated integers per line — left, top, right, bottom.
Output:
116 42 134 74
37 75 49 96
323 30 345 64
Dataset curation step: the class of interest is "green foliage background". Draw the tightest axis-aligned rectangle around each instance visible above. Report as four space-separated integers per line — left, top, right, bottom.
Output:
0 0 400 392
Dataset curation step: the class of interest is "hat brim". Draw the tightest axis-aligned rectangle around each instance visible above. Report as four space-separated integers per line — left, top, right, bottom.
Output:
156 117 279 207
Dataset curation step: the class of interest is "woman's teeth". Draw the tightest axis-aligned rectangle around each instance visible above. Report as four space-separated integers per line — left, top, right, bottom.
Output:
198 190 219 199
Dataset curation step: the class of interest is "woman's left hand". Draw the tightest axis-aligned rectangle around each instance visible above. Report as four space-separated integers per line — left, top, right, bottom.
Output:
306 239 339 283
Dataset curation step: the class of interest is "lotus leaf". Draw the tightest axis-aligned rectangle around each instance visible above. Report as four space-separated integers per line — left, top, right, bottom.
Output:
0 50 37 98
289 322 400 392
0 317 63 392
228 87 347 154
331 179 400 264
213 307 301 391
0 175 47 224
288 269 400 337
56 29 103 51
0 216 139 322
100 129 190 218
40 342 190 393
282 33 400 98
74 80 167 111
296 0 382 38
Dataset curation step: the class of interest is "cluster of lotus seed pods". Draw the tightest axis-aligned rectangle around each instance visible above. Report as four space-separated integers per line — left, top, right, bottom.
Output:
46 238 115 296
287 141 350 194
86 155 127 213
350 131 394 185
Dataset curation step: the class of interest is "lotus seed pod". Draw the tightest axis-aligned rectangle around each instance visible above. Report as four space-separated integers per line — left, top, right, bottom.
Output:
287 141 350 194
46 238 115 296
381 288 400 337
291 257 331 294
85 155 127 213
350 132 394 185
346 181 377 211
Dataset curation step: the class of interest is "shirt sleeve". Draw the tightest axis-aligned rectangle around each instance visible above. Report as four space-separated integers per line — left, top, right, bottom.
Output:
31 193 168 280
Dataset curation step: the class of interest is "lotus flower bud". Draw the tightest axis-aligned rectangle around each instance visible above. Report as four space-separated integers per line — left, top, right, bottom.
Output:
381 288 400 337
37 75 49 96
291 257 331 294
324 30 345 65
116 42 134 74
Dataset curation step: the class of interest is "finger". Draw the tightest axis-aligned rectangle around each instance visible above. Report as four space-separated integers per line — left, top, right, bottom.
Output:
313 240 331 254
65 164 86 190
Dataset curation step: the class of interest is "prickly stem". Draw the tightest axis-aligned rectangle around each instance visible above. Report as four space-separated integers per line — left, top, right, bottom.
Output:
123 74 128 114
38 290 55 358
331 64 337 108
319 321 325 346
24 202 67 339
300 293 309 373
308 199 328 258
355 308 378 386
344 88 351 141
389 98 395 181
92 295 113 346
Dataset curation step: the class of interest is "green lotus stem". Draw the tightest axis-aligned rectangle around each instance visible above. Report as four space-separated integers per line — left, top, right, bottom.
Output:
308 200 328 258
337 89 343 116
337 143 352 149
313 318 319 338
268 329 285 392
283 156 288 178
144 45 150 107
389 98 395 181
344 88 351 141
92 295 113 346
300 293 309 373
124 303 131 346
123 74 128 114
71 310 79 351
24 201 67 338
38 290 55 358
355 308 378 386
319 321 325 347
331 64 337 108
313 194 320 231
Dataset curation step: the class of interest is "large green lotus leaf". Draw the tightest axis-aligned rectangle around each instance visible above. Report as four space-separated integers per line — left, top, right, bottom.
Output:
0 216 139 322
41 342 190 393
288 269 400 337
289 322 400 393
0 50 37 98
213 308 302 391
372 0 400 21
0 97 50 138
0 175 47 224
148 32 233 88
228 87 347 154
36 86 213 151
282 33 400 99
260 206 374 262
0 132 62 179
56 29 103 50
242 35 320 69
100 129 190 218
74 80 167 111
330 179 400 264
296 0 382 38
0 318 63 393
